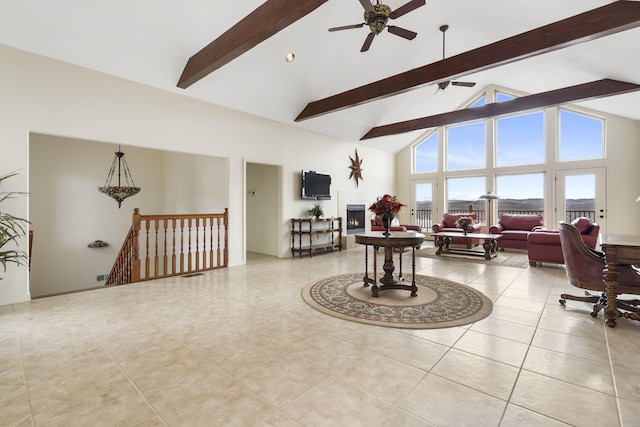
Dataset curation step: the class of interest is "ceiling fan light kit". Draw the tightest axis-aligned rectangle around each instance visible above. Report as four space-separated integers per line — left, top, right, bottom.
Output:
328 0 425 52
367 3 391 34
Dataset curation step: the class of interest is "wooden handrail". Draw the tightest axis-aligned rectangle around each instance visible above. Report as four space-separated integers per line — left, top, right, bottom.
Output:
106 208 228 286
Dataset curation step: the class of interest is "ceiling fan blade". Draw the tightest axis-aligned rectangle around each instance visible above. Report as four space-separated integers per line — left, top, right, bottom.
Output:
389 0 426 19
329 23 366 32
361 32 375 52
451 81 476 87
359 0 375 13
387 26 417 40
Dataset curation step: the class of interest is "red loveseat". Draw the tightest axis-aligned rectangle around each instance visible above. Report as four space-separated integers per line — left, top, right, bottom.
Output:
370 217 421 232
527 217 599 266
431 213 482 248
489 214 544 250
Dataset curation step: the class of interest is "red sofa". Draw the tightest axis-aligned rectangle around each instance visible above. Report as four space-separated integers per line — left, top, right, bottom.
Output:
489 214 544 250
370 217 421 232
527 217 599 266
431 213 482 248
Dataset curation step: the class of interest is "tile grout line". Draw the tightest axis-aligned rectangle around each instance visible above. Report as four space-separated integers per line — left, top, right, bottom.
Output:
62 293 170 427
603 321 624 427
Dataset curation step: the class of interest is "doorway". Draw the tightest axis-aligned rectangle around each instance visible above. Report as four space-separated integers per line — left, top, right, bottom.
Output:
411 179 438 233
555 168 606 231
246 162 282 258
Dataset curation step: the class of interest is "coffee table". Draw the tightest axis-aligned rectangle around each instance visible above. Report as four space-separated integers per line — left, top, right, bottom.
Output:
431 232 502 260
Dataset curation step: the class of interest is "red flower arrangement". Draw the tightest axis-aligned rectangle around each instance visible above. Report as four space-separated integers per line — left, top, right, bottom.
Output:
454 216 476 230
368 194 405 217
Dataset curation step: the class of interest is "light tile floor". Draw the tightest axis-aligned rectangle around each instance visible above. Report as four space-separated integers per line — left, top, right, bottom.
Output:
1 247 640 426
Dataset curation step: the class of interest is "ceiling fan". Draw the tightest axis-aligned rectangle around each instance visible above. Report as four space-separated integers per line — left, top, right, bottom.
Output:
435 24 476 94
328 0 426 52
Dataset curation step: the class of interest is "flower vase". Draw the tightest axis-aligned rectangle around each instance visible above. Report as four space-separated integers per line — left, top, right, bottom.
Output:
463 228 468 236
382 214 393 236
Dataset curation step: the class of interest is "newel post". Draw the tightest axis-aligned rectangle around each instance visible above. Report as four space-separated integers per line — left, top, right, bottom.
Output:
223 208 229 267
132 208 141 282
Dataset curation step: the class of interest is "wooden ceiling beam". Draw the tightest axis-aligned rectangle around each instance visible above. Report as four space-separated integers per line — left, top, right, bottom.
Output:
296 1 640 121
178 0 328 89
360 79 640 140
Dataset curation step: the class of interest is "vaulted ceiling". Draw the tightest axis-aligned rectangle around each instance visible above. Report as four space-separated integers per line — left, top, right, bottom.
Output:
1 0 640 153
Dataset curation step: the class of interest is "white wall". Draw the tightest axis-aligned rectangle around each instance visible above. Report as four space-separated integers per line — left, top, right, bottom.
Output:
162 151 228 214
0 44 395 304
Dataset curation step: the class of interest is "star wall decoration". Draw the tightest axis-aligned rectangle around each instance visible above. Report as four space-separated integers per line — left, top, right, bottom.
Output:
348 149 363 187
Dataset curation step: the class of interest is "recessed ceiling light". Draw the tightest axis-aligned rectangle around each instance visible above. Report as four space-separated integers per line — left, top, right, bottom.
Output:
285 53 295 62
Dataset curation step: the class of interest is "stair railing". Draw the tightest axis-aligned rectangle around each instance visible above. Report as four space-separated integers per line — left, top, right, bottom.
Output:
106 208 228 286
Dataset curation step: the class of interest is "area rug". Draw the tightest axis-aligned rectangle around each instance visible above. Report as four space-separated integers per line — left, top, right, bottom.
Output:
416 245 530 268
301 273 492 329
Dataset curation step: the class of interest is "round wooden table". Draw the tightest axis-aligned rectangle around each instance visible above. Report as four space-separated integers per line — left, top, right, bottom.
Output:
354 231 425 297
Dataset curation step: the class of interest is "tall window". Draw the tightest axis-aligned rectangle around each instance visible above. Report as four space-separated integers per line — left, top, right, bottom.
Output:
559 109 604 161
446 122 486 171
414 131 438 173
496 112 544 166
496 92 515 102
469 96 486 108
409 88 607 227
496 173 544 216
447 177 486 214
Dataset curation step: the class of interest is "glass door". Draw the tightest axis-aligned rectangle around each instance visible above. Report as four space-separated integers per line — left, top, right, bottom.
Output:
555 168 606 231
411 179 438 233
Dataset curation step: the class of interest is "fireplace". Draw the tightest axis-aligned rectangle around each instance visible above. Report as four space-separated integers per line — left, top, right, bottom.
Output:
346 204 365 235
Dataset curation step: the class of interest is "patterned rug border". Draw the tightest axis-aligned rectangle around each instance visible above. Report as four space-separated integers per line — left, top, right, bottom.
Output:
302 273 492 329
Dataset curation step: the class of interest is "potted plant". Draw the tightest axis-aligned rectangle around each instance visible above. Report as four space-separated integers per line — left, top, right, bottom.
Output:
308 203 324 219
0 171 29 275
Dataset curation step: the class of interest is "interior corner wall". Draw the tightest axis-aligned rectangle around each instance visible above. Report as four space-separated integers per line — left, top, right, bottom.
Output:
0 43 395 305
29 134 166 297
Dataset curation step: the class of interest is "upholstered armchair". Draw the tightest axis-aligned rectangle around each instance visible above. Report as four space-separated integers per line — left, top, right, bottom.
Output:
431 213 482 248
527 217 599 266
370 217 421 232
489 214 544 250
558 221 640 318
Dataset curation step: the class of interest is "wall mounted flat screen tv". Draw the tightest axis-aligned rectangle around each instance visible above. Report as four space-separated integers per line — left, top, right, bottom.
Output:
301 170 331 200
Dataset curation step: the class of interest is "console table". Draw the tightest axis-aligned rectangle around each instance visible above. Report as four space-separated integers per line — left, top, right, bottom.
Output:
291 217 342 257
354 231 425 297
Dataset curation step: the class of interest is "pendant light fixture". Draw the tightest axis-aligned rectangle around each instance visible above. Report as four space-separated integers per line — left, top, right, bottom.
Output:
97 145 140 208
